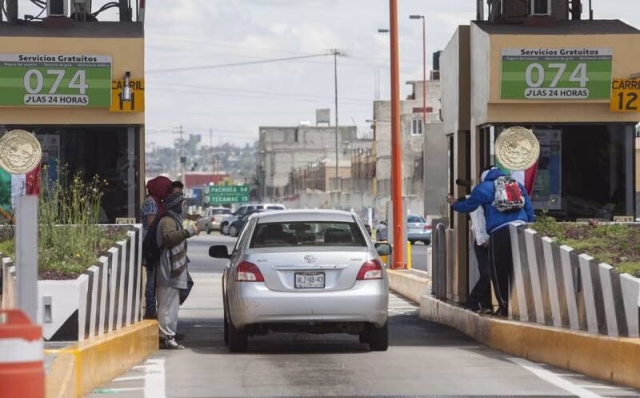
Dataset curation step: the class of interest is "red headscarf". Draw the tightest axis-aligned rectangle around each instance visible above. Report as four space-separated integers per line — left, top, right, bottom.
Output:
146 176 172 215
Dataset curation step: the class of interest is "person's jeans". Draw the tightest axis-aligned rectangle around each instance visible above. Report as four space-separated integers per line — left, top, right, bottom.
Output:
144 265 157 317
467 243 492 310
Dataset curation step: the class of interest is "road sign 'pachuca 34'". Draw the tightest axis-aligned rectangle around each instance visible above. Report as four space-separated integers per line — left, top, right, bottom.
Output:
205 185 250 205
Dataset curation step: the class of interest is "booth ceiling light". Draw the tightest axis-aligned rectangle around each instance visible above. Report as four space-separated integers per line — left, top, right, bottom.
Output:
122 72 132 102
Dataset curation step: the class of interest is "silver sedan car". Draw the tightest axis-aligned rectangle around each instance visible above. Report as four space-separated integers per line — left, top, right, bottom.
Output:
209 209 392 353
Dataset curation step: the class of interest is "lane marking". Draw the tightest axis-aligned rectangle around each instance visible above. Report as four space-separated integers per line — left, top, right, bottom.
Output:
94 387 144 393
509 358 604 398
114 376 145 382
144 358 166 398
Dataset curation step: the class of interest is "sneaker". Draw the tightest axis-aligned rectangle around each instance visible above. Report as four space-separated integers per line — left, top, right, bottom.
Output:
478 307 493 315
161 338 185 350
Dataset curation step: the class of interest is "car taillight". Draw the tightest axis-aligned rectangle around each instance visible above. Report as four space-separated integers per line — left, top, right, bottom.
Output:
211 217 216 222
236 261 264 282
357 259 383 280
424 225 431 230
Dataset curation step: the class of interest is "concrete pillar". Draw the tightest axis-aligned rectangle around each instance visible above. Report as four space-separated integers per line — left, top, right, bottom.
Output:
452 130 470 304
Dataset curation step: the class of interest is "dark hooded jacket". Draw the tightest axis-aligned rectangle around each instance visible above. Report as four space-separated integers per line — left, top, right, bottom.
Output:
452 168 535 233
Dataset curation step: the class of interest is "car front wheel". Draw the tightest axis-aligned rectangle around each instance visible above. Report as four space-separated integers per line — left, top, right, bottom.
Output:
368 322 389 351
229 225 238 237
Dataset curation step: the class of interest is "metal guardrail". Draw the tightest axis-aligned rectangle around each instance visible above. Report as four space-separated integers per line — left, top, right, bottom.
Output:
431 222 447 300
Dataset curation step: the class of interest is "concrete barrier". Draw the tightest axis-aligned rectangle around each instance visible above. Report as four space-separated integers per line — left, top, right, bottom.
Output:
387 269 430 304
45 320 158 398
420 293 640 390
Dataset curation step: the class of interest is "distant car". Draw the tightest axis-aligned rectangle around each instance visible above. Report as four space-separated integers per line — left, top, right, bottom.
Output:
221 203 287 235
407 214 431 245
197 207 232 234
228 209 265 237
209 209 392 353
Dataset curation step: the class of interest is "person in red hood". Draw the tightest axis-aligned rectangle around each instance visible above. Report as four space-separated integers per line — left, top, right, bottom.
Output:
141 176 172 319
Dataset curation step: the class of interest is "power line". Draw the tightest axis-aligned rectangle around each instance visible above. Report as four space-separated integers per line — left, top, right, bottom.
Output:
146 52 333 74
146 35 422 66
143 80 374 103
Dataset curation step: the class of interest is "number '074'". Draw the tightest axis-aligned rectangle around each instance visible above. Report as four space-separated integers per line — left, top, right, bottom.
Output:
525 63 589 88
23 69 89 95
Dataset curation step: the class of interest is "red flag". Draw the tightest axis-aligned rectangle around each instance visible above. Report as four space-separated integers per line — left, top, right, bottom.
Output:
524 161 538 196
26 166 41 196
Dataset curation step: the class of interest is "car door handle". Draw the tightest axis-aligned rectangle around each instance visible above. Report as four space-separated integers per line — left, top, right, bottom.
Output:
271 265 349 270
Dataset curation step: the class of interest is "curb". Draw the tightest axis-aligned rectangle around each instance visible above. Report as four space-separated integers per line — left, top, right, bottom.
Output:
420 294 640 390
387 269 430 304
45 320 158 398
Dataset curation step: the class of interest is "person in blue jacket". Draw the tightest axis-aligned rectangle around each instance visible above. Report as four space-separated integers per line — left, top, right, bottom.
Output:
447 166 535 316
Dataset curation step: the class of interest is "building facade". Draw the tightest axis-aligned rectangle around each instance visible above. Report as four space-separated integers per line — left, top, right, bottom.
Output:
370 79 444 216
0 11 144 222
257 124 373 201
441 0 640 302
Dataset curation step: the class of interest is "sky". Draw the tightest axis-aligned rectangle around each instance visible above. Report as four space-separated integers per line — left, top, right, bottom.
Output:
18 0 640 147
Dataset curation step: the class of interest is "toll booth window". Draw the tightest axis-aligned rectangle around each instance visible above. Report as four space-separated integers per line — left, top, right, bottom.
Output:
1 125 140 223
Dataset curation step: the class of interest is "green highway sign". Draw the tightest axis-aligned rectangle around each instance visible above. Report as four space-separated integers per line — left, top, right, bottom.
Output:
500 48 612 100
0 54 112 107
205 185 250 205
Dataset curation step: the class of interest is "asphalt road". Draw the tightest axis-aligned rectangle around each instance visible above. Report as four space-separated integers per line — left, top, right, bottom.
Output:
410 242 430 272
88 234 639 398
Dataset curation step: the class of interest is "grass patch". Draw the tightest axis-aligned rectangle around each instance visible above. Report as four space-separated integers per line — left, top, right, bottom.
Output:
0 166 130 280
533 212 640 278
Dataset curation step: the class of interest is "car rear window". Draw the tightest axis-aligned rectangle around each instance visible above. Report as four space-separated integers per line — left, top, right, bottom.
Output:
212 209 231 215
408 216 425 223
267 206 284 210
250 221 366 248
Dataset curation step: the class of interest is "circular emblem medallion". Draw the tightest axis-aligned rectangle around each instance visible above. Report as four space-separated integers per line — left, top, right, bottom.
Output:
0 129 43 175
495 126 540 171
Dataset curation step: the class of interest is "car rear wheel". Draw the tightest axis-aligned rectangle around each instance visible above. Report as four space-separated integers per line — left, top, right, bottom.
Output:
206 225 211 235
227 317 248 353
359 331 369 344
409 240 415 245
221 223 229 235
368 322 389 351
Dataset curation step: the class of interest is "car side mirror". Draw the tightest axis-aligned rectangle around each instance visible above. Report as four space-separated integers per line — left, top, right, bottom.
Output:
375 242 392 256
209 245 230 259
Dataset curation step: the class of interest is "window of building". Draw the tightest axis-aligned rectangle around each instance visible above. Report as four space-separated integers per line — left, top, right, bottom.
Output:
411 119 423 135
531 0 551 15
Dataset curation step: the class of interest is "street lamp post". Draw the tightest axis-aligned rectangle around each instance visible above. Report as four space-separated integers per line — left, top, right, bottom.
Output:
389 0 405 269
409 15 427 129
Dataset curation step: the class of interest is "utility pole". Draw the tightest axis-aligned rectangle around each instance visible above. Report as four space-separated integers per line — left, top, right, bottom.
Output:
331 49 341 189
209 128 214 173
389 0 405 269
176 125 186 185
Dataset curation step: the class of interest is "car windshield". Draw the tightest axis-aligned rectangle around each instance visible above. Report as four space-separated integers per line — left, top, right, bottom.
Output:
249 221 367 248
408 215 426 223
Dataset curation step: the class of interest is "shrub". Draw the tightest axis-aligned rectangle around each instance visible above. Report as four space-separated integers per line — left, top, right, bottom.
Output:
533 211 640 278
0 166 129 279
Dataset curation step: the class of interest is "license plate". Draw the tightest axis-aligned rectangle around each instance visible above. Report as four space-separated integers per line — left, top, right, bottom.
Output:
294 272 325 289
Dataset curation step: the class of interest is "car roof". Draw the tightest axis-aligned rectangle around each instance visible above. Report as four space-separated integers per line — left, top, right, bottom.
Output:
255 209 356 224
